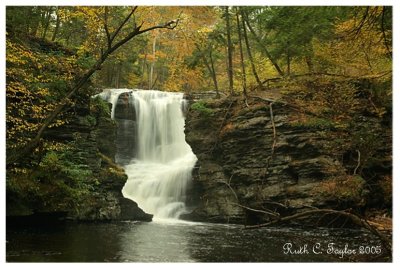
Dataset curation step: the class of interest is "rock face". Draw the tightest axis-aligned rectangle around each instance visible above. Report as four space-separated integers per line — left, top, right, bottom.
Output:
183 97 373 224
63 103 152 222
6 99 152 222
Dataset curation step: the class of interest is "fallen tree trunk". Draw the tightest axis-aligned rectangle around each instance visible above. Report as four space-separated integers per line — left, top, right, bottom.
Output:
244 208 392 253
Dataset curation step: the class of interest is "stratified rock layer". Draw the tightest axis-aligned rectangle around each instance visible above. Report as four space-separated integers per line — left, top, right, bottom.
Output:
6 101 152 222
183 96 374 224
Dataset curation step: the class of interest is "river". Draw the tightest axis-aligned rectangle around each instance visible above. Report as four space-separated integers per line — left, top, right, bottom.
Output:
6 220 385 262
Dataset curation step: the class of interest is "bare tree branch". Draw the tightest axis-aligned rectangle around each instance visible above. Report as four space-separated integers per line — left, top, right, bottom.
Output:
109 6 138 44
232 202 280 218
108 19 179 56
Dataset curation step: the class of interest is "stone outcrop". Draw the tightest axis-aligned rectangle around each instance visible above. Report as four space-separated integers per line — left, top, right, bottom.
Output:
6 99 152 222
66 103 151 221
183 96 379 224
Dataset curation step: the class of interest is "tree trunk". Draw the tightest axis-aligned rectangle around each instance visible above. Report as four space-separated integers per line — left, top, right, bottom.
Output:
242 10 285 77
41 8 52 39
224 7 234 95
381 6 392 58
195 43 219 96
51 7 61 41
286 44 291 76
25 8 33 35
115 62 121 88
209 48 220 97
149 35 157 89
30 7 42 36
305 54 314 73
236 8 247 96
140 53 147 88
240 8 263 90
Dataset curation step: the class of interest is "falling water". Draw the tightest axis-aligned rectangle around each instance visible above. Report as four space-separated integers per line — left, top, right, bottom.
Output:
97 89 197 220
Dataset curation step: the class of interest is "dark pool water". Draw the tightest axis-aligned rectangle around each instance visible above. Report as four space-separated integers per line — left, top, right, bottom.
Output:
6 220 387 262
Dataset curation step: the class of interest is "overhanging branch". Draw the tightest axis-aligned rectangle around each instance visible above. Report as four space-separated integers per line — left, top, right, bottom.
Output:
6 9 179 166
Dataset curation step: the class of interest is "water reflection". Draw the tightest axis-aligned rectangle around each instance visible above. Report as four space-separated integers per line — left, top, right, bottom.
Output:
118 220 195 262
6 221 384 262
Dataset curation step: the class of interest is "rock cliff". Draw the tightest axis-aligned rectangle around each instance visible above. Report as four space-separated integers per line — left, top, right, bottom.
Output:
183 94 390 224
6 97 152 222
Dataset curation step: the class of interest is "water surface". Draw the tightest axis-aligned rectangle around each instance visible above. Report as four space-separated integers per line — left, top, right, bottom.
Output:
6 220 385 262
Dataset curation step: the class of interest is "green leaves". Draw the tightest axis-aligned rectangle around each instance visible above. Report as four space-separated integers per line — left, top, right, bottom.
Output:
190 101 214 118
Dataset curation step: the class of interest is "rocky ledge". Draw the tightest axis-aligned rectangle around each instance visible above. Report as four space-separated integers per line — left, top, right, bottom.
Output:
182 95 390 225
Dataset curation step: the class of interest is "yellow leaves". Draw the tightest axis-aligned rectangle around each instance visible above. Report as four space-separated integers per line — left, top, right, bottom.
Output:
163 65 205 92
134 7 218 91
138 53 147 59
6 39 37 66
43 142 70 152
48 119 66 128
198 26 214 34
312 9 391 77
6 38 75 151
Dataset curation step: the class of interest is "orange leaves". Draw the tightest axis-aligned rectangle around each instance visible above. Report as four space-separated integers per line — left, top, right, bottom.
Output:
144 50 167 63
137 7 218 91
163 66 205 91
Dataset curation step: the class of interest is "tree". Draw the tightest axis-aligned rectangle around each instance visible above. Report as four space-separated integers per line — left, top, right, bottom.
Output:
51 7 61 41
6 6 179 166
235 8 247 96
239 7 263 90
241 8 284 77
224 7 234 95
195 43 220 95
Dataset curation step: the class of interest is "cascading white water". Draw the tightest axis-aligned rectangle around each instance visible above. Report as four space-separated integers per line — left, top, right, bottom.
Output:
97 89 197 220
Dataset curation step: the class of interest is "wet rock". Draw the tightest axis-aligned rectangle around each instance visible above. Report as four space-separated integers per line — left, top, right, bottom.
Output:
119 198 153 221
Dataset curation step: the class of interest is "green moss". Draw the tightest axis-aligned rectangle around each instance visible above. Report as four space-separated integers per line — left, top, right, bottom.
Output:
78 115 97 127
290 117 336 129
98 153 127 183
190 101 214 118
91 96 111 117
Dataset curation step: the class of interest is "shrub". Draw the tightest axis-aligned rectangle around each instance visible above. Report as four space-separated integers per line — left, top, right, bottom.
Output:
314 175 368 207
39 148 93 187
190 101 214 118
90 95 111 117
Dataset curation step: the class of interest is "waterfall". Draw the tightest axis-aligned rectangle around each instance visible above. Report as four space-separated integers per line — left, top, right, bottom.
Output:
97 89 197 220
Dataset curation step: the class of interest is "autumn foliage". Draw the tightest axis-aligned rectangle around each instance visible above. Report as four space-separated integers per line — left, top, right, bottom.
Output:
6 37 79 153
5 6 392 207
